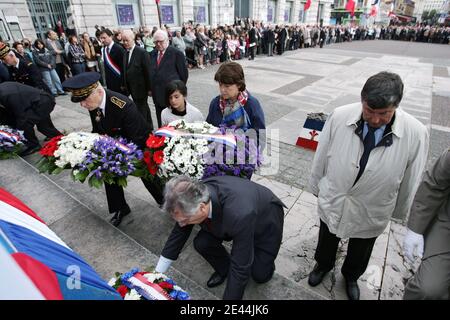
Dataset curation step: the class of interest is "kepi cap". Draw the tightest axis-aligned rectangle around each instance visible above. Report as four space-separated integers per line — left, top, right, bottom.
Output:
62 72 101 103
0 42 11 60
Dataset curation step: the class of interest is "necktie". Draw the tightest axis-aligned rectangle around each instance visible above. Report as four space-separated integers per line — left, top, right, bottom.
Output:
95 108 105 133
157 51 163 66
354 125 377 184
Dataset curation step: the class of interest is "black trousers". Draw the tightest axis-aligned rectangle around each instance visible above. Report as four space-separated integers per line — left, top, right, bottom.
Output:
133 97 153 131
23 115 61 148
55 63 66 83
193 204 284 283
153 103 165 129
104 177 164 213
314 219 377 281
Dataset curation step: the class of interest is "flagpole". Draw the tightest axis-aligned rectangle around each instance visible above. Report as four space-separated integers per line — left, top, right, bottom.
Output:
156 0 162 28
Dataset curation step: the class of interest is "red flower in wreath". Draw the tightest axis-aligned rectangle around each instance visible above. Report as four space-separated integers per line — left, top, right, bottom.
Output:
117 285 128 298
158 281 174 291
143 151 158 175
146 135 165 149
153 150 164 165
39 135 63 157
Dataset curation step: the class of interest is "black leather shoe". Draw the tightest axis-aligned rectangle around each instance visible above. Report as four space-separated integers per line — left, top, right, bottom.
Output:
308 264 330 287
110 207 131 227
345 279 360 300
20 145 41 156
206 272 227 288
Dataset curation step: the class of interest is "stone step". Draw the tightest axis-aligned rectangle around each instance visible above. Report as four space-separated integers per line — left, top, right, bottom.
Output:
1 154 325 300
0 157 217 300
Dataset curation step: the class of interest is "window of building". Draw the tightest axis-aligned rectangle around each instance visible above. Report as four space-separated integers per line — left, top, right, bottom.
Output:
268 0 277 22
159 0 180 26
285 1 293 22
299 4 304 22
0 19 9 41
113 0 141 27
7 22 23 42
194 0 210 25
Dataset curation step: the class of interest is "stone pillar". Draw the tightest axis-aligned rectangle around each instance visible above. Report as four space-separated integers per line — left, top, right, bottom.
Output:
69 0 115 35
141 1 160 27
182 0 194 24
213 0 234 26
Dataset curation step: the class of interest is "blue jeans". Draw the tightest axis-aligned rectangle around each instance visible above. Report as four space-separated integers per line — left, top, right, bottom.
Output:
41 69 64 95
71 62 86 76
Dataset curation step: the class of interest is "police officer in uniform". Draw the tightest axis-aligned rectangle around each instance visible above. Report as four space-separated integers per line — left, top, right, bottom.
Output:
0 81 62 156
62 72 164 226
0 42 51 93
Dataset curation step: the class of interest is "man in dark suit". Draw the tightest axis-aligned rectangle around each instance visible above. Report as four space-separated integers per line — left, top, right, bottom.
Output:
0 42 51 93
248 24 257 60
155 175 286 300
121 29 153 129
0 81 62 156
149 30 188 128
264 25 275 56
62 72 164 227
98 29 127 95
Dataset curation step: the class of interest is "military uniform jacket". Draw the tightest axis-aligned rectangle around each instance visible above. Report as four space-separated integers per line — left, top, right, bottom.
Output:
8 56 51 94
160 175 286 300
407 148 450 258
89 89 150 149
0 81 55 129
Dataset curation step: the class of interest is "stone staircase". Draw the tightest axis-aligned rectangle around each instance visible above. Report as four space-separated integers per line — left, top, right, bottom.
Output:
0 154 325 300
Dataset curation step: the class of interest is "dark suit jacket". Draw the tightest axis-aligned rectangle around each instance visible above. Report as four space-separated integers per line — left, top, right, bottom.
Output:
103 43 126 94
89 89 150 148
160 175 285 300
0 81 55 129
149 46 188 108
122 46 151 100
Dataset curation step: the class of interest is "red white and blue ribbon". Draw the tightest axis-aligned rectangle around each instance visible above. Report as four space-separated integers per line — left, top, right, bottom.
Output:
155 126 237 148
102 47 121 77
0 130 22 143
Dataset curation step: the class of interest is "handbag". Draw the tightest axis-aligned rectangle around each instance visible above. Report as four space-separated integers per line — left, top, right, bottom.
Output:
86 60 97 68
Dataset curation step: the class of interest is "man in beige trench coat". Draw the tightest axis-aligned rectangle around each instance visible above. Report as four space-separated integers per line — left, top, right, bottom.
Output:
308 71 429 300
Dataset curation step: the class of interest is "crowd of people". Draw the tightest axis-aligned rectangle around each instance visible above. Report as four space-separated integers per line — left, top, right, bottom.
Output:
1 19 448 87
0 16 449 301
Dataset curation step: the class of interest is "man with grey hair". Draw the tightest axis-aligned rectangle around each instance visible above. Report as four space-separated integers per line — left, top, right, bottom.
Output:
121 29 153 129
155 175 286 300
149 29 188 128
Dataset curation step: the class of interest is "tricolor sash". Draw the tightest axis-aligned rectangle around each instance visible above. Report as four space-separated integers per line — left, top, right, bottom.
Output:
102 47 121 77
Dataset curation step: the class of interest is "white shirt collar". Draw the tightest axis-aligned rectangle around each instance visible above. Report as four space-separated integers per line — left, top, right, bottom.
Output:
107 41 114 51
15 57 20 69
98 86 106 114
208 200 212 219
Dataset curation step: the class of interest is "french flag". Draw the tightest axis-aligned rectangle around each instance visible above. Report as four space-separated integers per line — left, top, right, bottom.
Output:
0 188 121 300
296 116 327 151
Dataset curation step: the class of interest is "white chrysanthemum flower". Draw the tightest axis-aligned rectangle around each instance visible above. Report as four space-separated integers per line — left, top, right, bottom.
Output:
124 289 141 300
107 278 117 287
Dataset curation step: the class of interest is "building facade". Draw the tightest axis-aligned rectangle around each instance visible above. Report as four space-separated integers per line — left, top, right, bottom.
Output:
0 0 333 41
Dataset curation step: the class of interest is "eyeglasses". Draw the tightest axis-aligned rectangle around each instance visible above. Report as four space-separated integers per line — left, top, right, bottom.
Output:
154 40 165 44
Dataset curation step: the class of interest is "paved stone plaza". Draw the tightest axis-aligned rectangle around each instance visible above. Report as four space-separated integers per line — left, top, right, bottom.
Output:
1 40 449 300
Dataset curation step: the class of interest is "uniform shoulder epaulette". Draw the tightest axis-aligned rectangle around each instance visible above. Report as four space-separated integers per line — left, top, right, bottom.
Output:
111 96 126 109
